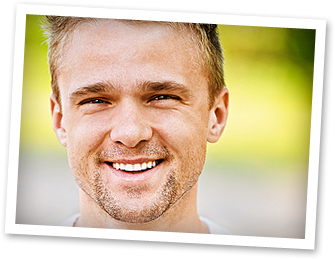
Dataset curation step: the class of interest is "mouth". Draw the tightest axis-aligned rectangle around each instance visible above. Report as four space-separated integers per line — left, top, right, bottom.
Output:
105 159 163 173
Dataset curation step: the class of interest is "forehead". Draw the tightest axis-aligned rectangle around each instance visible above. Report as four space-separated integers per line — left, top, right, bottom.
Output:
58 19 207 97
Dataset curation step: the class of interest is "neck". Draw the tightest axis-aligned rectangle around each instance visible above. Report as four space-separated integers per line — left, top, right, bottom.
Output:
75 183 209 234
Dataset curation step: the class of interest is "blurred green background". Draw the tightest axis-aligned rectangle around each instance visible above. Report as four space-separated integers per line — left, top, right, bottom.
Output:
17 14 315 238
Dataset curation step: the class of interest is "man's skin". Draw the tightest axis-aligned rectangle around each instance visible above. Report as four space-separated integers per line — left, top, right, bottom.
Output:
50 19 229 233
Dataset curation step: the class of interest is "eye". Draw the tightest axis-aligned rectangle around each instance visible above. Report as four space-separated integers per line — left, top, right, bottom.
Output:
150 95 181 102
79 98 110 105
88 99 106 104
155 95 171 100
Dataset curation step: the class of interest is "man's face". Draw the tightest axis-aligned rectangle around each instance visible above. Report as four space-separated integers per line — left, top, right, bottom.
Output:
52 20 224 223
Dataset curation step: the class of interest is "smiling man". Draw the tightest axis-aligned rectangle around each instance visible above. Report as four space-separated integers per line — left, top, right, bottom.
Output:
43 16 229 234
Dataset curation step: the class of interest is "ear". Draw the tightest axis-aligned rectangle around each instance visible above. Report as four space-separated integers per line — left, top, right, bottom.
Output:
207 87 229 143
50 93 67 146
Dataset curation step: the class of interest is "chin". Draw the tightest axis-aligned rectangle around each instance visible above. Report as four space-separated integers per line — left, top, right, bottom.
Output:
89 170 179 223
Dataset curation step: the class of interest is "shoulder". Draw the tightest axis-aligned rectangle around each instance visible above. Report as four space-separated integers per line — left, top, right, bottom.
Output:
200 216 231 235
57 213 80 227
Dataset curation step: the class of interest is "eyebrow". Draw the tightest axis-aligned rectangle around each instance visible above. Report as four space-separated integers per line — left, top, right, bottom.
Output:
141 80 192 96
69 80 192 101
69 82 114 101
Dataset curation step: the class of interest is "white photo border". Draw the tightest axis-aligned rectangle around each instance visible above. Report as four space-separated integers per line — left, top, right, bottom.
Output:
5 4 326 250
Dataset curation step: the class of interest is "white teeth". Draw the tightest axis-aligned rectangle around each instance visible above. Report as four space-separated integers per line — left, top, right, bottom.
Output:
112 161 159 172
134 164 141 171
125 164 132 171
115 163 120 170
147 161 152 169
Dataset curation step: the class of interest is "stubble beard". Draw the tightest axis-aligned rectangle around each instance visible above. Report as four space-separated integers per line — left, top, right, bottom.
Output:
71 144 183 223
70 143 204 224
89 168 179 223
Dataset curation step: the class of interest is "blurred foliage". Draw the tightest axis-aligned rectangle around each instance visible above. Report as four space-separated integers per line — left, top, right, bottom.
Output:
20 15 315 171
208 24 314 169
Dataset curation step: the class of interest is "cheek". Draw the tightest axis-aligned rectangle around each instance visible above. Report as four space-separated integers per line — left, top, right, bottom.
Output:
161 118 208 191
154 110 209 158
65 117 110 186
153 108 208 145
60 105 114 196
65 113 110 156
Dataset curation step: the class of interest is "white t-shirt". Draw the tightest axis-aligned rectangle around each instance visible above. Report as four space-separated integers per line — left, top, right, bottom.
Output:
199 216 231 235
58 213 231 235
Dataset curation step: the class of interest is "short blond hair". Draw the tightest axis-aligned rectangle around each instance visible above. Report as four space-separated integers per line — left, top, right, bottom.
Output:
42 16 225 108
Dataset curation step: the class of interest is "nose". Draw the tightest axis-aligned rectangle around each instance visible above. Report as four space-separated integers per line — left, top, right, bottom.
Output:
110 100 153 148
